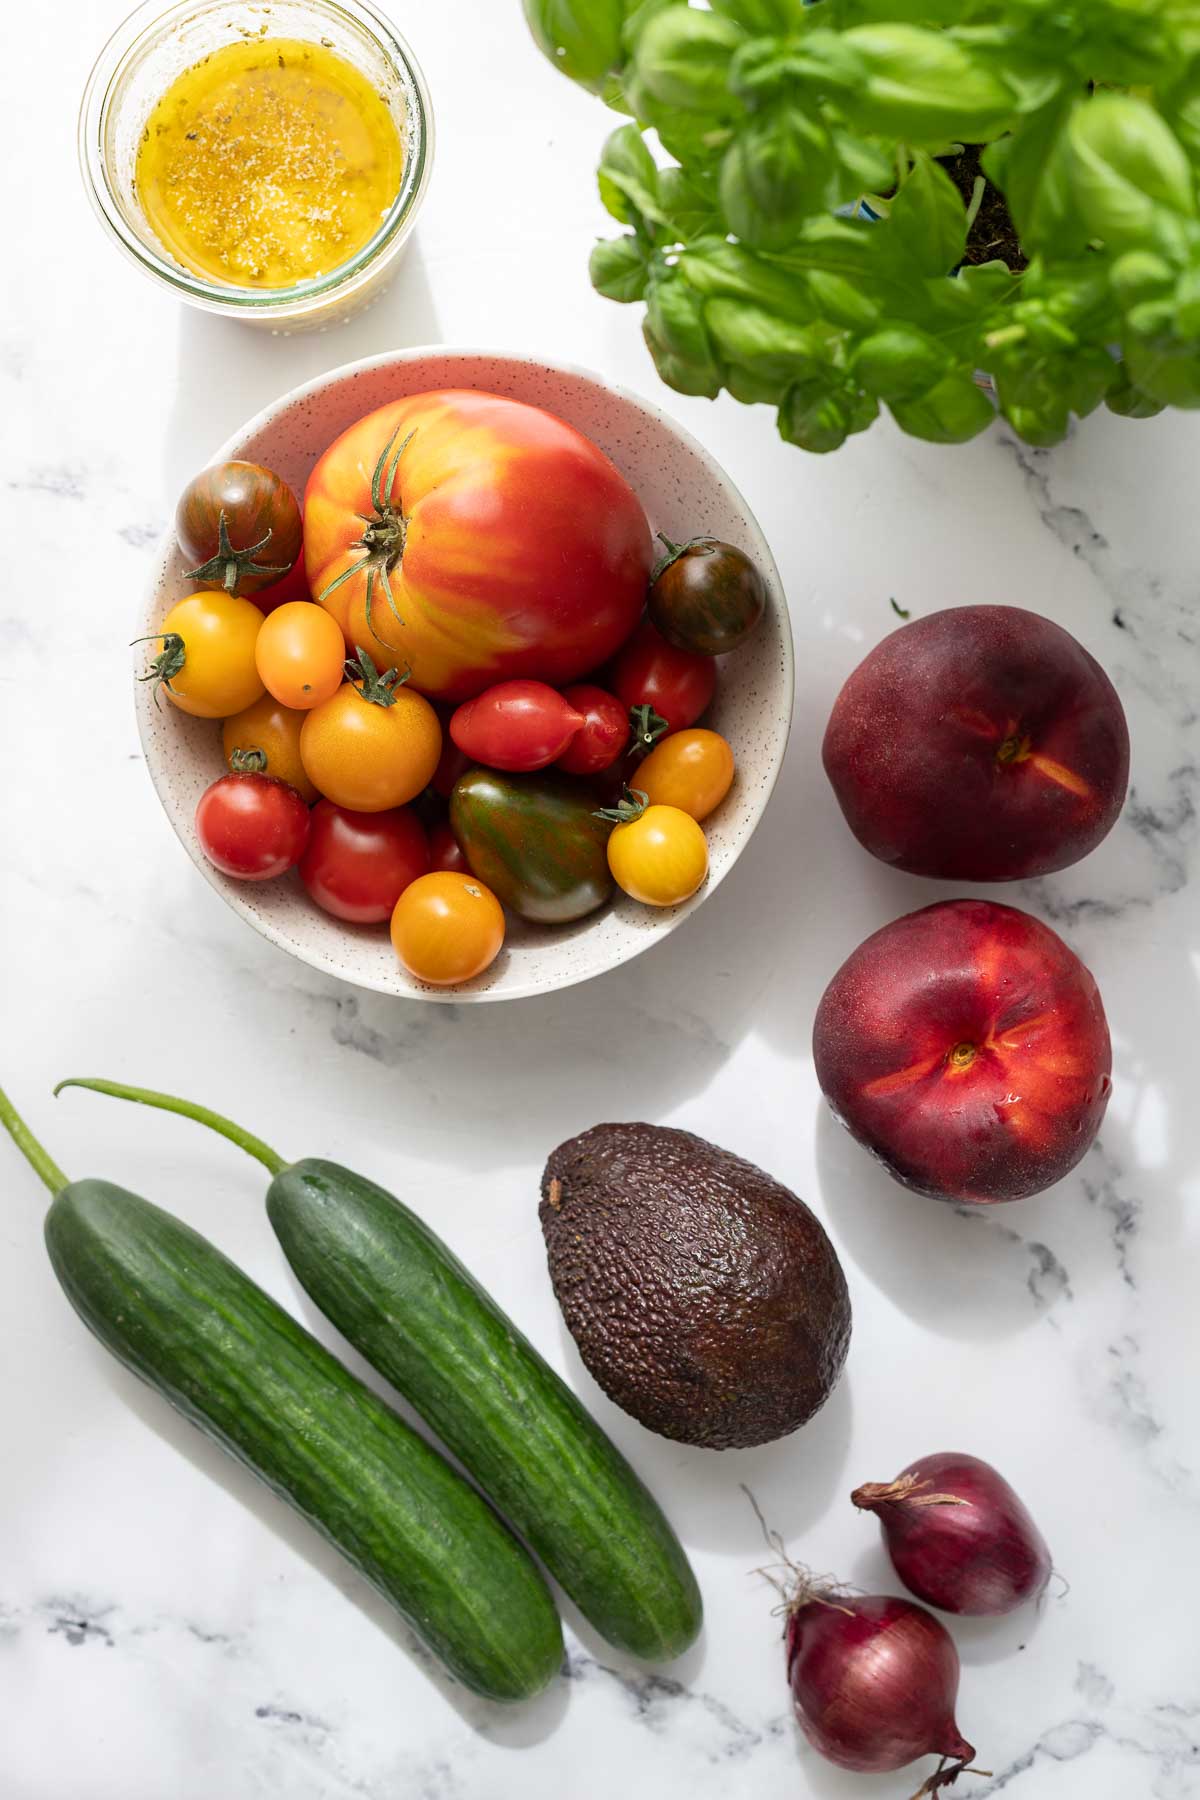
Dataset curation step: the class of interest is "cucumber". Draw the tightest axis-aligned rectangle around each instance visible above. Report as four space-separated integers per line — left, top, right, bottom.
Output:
1 1089 562 1704
60 1080 704 1662
269 1159 703 1660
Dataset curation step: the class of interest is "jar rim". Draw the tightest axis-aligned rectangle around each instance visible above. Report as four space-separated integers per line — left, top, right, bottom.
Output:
78 0 434 317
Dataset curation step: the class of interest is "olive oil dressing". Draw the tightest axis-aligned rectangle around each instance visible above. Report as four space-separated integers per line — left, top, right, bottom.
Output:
134 38 404 288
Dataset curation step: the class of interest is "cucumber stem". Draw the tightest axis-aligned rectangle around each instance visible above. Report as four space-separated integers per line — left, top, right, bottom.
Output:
0 1083 68 1194
55 1079 286 1176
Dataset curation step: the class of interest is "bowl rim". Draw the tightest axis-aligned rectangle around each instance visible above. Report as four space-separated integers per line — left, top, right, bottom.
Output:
138 345 795 1002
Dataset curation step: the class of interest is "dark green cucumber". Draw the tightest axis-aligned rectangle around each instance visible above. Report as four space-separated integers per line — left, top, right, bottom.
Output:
267 1159 703 1660
0 1083 564 1705
59 1081 703 1662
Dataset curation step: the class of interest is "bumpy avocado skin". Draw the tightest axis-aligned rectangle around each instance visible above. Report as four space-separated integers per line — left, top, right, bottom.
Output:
540 1123 851 1451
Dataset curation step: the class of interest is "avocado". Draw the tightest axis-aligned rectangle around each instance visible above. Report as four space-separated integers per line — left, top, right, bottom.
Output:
540 1123 851 1451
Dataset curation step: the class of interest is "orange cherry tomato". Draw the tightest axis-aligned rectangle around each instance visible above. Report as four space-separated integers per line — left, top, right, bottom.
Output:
255 601 346 710
390 871 505 986
635 729 735 822
300 656 443 812
222 694 318 804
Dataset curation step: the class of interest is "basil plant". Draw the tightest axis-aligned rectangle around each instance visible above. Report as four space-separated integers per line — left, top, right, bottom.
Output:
524 0 1200 450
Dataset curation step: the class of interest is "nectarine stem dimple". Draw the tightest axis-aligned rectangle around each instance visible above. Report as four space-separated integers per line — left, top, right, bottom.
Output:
947 1042 978 1073
996 733 1030 767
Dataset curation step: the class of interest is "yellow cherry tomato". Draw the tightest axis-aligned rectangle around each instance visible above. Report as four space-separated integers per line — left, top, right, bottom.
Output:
636 728 735 822
390 872 505 986
222 693 318 804
150 591 264 719
607 802 709 907
255 601 346 710
300 662 442 811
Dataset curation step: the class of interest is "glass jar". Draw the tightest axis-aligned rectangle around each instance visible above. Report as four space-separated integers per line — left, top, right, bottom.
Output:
79 0 434 331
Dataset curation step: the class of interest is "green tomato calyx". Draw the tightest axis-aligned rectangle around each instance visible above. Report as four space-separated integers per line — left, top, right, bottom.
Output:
317 424 416 641
346 645 411 709
229 747 269 774
134 631 186 707
183 508 291 593
629 703 670 755
595 785 650 825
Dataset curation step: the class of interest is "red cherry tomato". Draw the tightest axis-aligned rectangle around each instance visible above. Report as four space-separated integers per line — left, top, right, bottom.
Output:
429 820 468 874
610 621 716 734
299 800 430 923
195 773 310 880
450 680 585 772
432 736 473 800
556 683 629 776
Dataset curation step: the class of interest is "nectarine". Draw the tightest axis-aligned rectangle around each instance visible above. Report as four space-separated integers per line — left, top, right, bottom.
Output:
822 606 1129 880
813 900 1112 1204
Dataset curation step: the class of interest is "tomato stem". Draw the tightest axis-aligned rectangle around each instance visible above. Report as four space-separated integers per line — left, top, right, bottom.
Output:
628 703 670 755
595 785 650 825
316 424 416 624
55 1079 287 1177
649 532 695 584
183 509 291 592
229 747 269 774
345 645 411 708
132 632 186 708
0 1084 68 1195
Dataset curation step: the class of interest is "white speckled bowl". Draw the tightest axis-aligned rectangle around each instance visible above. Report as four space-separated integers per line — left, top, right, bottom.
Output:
138 349 794 1001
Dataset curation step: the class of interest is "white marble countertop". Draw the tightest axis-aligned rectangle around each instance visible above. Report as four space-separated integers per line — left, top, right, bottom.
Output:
2 4 1199 1796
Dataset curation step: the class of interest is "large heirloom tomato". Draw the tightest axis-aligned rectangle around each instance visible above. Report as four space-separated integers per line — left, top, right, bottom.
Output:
304 390 652 702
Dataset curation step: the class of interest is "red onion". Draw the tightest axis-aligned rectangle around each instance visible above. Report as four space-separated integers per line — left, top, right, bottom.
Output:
787 1589 982 1796
853 1452 1052 1617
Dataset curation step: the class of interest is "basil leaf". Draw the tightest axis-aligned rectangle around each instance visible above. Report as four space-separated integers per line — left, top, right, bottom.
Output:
1124 336 1200 407
778 379 860 453
983 99 1079 254
597 123 662 229
524 0 627 91
729 31 864 103
590 234 653 301
889 371 996 443
887 152 967 274
720 106 832 250
1105 366 1166 418
708 0 799 31
704 299 826 375
806 268 881 329
853 324 949 401
838 25 1017 142
1064 94 1196 254
830 129 895 201
644 272 725 396
656 165 721 239
726 363 789 406
633 6 745 112
680 239 814 321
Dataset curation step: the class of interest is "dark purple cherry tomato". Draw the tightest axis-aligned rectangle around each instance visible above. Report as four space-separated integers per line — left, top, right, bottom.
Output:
648 536 766 655
450 680 585 772
195 773 310 880
556 684 629 776
177 461 303 597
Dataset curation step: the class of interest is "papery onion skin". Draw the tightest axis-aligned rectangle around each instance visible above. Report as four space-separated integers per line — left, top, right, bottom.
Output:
853 1452 1052 1617
787 1592 975 1775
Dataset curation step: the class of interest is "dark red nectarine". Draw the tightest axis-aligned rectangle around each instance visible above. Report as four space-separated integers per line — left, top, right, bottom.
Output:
813 900 1111 1204
822 605 1129 880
